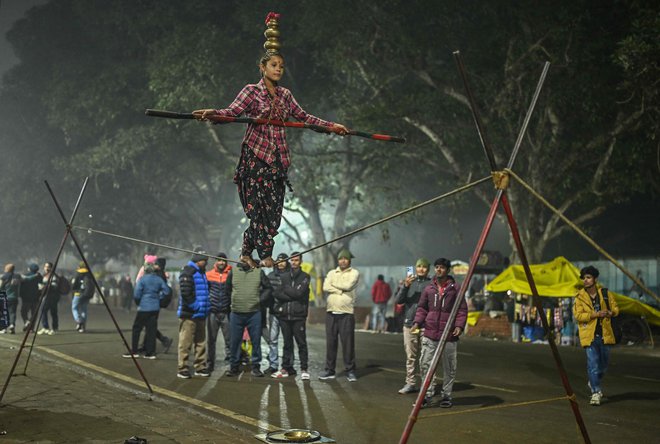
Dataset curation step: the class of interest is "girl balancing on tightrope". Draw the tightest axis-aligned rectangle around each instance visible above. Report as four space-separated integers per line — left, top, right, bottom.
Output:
193 12 348 269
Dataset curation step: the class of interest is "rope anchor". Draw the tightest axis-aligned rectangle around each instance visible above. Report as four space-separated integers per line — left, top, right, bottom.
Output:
491 171 510 190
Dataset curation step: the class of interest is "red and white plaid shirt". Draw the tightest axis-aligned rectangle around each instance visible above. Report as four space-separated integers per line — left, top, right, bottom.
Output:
215 79 334 169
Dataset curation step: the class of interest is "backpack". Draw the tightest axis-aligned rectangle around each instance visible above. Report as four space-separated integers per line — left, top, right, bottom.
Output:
58 276 71 296
601 288 623 344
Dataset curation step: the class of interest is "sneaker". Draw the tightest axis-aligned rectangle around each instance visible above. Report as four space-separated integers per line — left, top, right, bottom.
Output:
37 328 48 335
439 397 453 408
301 371 311 380
271 369 289 379
122 353 139 358
177 370 192 379
0 329 6 334
318 370 336 380
142 355 157 360
161 337 173 354
346 371 358 382
194 369 210 377
251 367 264 377
47 329 55 335
590 391 602 406
225 368 240 377
23 321 30 332
264 367 278 376
398 384 418 394
9 325 15 334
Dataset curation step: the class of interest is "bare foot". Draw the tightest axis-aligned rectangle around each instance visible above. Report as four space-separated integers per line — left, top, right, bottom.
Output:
240 255 257 269
260 256 275 268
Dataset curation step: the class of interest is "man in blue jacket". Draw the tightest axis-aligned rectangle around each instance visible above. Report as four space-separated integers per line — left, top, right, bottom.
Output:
177 248 210 379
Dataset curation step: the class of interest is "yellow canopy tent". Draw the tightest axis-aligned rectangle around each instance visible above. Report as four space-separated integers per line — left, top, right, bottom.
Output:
486 256 660 327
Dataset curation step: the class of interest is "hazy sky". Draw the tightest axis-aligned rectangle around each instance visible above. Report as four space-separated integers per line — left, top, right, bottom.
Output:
0 0 48 77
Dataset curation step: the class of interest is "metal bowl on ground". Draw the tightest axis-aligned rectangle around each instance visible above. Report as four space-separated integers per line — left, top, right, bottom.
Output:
265 429 321 443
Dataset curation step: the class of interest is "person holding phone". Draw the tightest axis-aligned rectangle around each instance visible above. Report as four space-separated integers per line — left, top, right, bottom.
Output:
395 258 432 394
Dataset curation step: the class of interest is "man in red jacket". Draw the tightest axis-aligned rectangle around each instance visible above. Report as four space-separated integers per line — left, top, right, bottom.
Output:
411 258 467 408
370 274 392 333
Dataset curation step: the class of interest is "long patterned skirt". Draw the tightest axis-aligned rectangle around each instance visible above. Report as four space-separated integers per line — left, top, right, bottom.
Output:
234 145 286 260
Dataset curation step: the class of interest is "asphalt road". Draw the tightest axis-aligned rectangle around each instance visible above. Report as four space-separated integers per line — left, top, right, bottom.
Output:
1 304 659 443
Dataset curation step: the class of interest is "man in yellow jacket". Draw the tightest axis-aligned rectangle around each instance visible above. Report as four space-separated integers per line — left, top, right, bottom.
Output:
573 265 619 406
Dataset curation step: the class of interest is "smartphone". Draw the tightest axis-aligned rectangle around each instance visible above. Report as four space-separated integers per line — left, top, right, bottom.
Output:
406 266 414 277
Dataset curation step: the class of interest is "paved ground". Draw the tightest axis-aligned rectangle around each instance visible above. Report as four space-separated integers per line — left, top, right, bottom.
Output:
1 304 659 443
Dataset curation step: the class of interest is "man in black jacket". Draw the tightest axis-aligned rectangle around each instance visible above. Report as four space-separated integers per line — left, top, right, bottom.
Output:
71 262 95 333
271 252 311 380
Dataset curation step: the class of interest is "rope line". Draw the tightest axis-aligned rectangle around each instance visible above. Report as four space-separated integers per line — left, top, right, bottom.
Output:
71 226 242 265
282 175 492 261
74 175 491 265
505 168 660 304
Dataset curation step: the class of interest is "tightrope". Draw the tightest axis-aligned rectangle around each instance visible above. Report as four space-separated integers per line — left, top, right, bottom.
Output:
75 176 491 264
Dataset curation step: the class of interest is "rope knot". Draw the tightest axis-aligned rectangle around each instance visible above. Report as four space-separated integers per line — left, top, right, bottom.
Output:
491 171 509 190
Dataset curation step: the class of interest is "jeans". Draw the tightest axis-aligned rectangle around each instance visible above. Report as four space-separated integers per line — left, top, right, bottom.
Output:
370 303 388 331
262 314 279 369
41 295 59 330
229 311 262 369
419 337 457 398
71 296 89 325
586 335 610 393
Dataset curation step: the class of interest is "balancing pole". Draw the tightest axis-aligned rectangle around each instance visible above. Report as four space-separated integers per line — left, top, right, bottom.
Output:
145 109 407 143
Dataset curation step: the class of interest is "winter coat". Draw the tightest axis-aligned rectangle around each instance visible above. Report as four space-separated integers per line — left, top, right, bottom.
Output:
273 267 311 321
573 287 620 347
0 272 21 301
266 265 290 312
206 264 232 314
323 266 360 314
40 273 61 302
134 272 171 312
371 279 392 304
71 268 95 300
19 272 42 302
413 276 467 342
230 267 272 314
396 275 432 328
177 261 209 319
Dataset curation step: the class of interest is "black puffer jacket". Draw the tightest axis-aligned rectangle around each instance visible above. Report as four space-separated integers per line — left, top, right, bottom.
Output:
273 267 311 321
396 275 432 328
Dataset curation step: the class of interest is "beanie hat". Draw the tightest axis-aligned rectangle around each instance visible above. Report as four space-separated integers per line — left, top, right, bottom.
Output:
217 252 228 259
144 254 157 265
337 249 354 260
28 263 39 273
276 253 289 261
191 247 208 262
416 258 430 268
